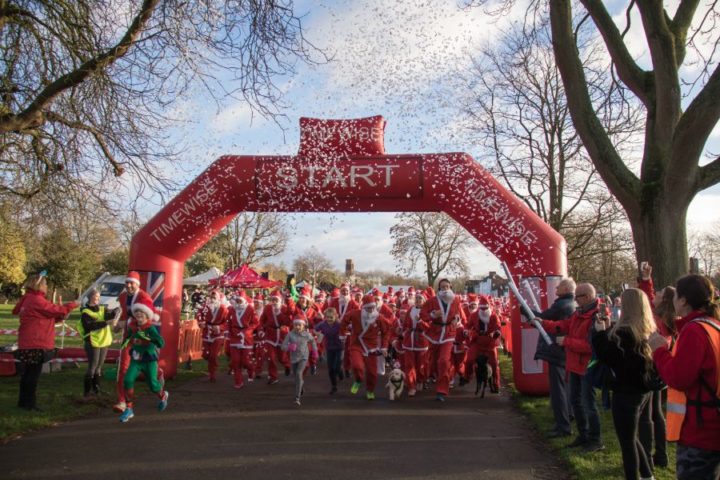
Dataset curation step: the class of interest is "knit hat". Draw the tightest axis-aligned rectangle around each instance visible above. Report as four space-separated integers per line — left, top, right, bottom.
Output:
131 296 159 321
126 271 141 285
361 294 376 309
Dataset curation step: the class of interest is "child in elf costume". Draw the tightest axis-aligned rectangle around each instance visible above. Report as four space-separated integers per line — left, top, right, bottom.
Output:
119 298 169 423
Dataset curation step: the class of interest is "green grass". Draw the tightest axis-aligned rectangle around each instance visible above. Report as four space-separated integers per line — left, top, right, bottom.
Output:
499 354 676 480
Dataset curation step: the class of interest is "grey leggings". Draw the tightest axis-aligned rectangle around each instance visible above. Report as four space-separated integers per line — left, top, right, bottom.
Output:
292 359 308 399
83 342 108 377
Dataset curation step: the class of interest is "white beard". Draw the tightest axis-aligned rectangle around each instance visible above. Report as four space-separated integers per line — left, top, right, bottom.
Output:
440 290 455 303
339 295 349 305
361 310 378 328
410 307 420 322
468 306 478 314
479 309 491 323
272 306 281 316
235 304 247 316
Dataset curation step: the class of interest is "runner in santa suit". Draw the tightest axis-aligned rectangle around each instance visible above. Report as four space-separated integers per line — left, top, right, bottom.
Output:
419 279 466 402
342 294 392 400
325 284 360 378
259 289 295 384
463 294 501 392
196 289 229 382
313 291 327 313
252 293 265 378
401 290 430 396
227 291 258 389
113 271 161 413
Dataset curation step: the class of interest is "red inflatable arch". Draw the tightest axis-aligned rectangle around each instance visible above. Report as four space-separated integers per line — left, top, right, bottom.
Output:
129 116 566 395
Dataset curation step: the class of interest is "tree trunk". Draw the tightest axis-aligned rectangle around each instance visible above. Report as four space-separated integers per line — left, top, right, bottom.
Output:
629 196 690 288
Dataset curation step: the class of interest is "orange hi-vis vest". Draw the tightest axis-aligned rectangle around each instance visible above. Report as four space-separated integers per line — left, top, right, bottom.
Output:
666 317 720 442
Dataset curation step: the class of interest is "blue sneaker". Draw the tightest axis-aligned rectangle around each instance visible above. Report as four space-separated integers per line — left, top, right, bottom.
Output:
158 391 169 412
119 407 134 423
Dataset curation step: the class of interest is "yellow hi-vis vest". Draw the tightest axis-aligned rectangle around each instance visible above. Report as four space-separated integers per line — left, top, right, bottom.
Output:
666 318 720 442
78 306 113 348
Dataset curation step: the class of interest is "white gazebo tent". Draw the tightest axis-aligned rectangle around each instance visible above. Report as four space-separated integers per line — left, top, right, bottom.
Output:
183 267 223 286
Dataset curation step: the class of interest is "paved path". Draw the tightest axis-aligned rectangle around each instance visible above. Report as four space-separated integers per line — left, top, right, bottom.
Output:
1 364 567 480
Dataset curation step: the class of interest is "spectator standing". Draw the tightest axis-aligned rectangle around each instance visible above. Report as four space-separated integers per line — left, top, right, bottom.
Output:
532 278 576 438
79 288 119 397
539 282 604 452
13 273 78 411
592 288 656 480
649 274 720 480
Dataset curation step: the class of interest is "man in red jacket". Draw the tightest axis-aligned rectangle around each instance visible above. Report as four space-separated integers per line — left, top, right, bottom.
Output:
227 291 258 389
342 294 391 400
196 289 229 382
420 278 466 402
259 290 294 384
113 271 159 413
538 282 603 452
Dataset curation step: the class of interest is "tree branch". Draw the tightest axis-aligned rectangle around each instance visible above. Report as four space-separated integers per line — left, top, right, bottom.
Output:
579 0 650 104
669 0 701 65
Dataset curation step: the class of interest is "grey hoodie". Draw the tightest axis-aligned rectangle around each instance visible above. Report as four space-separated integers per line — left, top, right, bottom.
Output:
281 329 318 364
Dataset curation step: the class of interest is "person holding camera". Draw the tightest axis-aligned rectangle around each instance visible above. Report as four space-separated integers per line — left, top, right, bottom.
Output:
592 288 657 480
13 273 78 411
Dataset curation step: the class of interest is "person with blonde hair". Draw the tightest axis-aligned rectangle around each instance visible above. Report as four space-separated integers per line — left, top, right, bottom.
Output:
12 273 78 411
592 288 657 480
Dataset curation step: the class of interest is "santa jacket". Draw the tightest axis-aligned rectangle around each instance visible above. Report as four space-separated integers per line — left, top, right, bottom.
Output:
227 304 258 349
341 310 391 356
323 297 359 321
196 303 229 342
542 300 599 375
419 296 467 344
467 311 501 352
400 307 429 351
14 290 78 350
653 311 720 452
259 303 293 347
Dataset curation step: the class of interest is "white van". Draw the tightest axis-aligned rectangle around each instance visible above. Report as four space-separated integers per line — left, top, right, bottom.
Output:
81 273 125 311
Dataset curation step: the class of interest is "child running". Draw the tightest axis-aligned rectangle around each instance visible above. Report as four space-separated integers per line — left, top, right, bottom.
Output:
281 316 318 406
314 307 344 394
119 299 169 423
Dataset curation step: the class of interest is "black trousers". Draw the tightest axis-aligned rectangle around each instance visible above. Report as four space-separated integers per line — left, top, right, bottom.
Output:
326 350 342 387
639 389 667 464
18 362 44 409
611 391 653 480
548 362 572 434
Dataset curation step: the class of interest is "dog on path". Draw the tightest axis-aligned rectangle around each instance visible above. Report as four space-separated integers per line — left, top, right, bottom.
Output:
475 354 493 398
386 363 406 401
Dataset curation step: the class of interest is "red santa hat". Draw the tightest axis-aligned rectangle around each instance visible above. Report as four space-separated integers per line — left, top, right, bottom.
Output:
340 283 350 290
299 286 313 300
126 271 141 285
361 294 377 309
371 287 382 297
269 289 282 300
387 286 394 295
395 288 404 297
467 293 479 305
131 296 159 321
315 290 326 299
478 295 491 308
234 291 250 304
425 287 435 298
253 293 264 301
415 290 428 301
407 286 416 295
292 313 307 326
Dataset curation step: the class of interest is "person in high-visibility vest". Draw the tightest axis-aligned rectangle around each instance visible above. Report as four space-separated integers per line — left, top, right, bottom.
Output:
649 274 720 480
78 288 119 397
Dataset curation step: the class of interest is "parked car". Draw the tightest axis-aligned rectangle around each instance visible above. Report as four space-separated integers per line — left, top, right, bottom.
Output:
80 273 125 311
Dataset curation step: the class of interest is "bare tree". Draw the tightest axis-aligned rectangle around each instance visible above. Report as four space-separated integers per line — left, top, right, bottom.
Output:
292 247 336 291
204 212 288 269
390 212 474 287
688 226 720 276
468 1 720 286
460 18 640 263
0 1 322 210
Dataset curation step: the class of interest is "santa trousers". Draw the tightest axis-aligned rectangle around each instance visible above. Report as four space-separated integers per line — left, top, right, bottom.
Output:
349 347 379 392
464 346 500 390
229 348 254 386
427 342 453 396
115 346 164 404
205 340 225 380
452 350 467 379
402 349 428 390
263 344 289 381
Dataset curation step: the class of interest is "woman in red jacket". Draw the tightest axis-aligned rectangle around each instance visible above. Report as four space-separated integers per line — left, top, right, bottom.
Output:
13 273 78 411
649 274 720 480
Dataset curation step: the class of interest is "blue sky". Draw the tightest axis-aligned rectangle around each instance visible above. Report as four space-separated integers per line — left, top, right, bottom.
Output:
136 0 720 277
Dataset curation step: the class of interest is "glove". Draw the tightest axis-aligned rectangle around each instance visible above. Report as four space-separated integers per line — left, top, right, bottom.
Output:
380 348 388 357
520 305 533 321
288 343 298 352
492 330 501 339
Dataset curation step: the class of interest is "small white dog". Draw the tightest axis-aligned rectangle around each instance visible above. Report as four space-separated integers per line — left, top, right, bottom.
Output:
386 363 406 401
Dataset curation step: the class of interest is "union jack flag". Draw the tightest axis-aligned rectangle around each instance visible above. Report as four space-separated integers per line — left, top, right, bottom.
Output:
138 271 165 313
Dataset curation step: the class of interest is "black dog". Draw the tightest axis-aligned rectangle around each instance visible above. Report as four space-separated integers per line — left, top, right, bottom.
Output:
475 355 493 398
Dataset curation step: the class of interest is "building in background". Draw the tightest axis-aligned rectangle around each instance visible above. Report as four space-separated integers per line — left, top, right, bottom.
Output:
465 271 508 297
